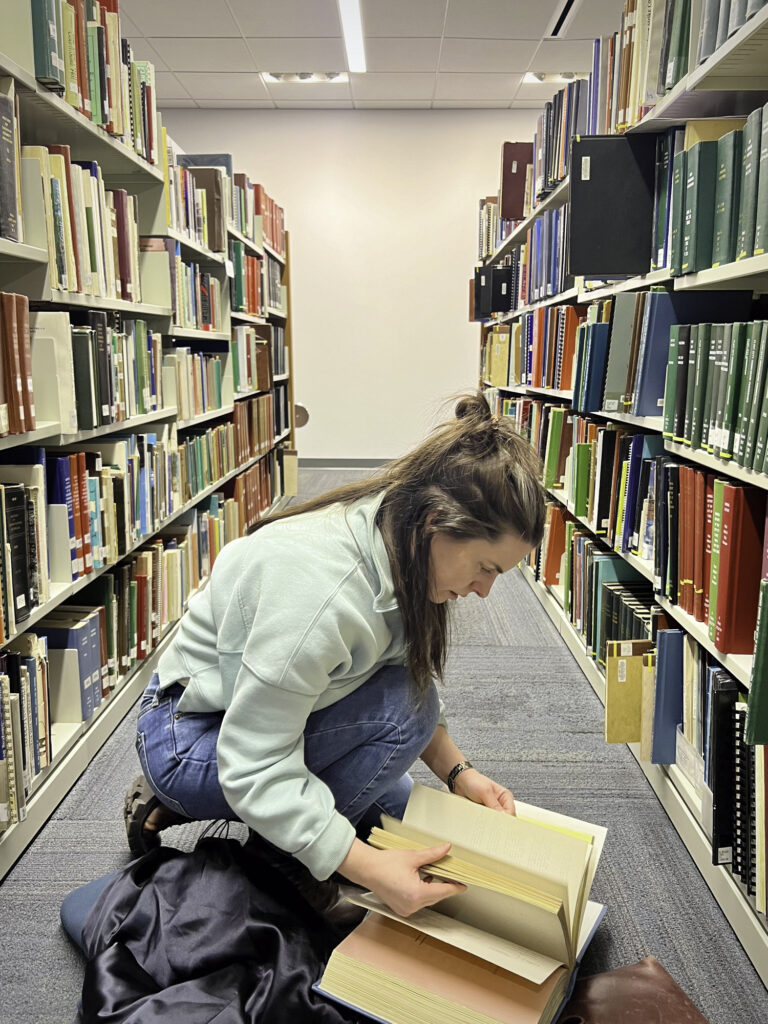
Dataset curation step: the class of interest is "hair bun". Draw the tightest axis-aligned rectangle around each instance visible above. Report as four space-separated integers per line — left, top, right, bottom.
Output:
455 392 493 423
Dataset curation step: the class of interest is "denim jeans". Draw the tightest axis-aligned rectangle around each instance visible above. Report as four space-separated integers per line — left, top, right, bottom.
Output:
136 665 439 840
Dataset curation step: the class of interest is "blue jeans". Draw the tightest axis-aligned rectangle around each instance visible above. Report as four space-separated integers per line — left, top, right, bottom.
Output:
136 665 439 842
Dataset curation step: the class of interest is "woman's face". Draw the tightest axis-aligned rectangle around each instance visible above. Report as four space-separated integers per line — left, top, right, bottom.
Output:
428 531 533 603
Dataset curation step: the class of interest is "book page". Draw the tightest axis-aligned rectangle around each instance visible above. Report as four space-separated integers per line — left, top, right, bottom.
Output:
514 799 607 902
320 914 568 1024
347 893 563 984
402 784 592 931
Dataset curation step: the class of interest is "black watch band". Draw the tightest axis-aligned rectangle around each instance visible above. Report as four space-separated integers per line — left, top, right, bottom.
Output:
447 760 473 793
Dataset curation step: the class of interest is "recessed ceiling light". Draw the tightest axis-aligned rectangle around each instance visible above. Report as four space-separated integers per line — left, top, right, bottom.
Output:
260 72 349 85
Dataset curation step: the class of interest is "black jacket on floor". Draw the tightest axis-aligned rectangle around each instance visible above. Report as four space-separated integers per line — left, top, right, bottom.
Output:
79 837 362 1024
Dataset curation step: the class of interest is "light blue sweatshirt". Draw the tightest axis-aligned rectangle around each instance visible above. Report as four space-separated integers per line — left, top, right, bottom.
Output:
157 491 443 879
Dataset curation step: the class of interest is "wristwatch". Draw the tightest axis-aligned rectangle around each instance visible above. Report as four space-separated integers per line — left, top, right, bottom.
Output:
447 760 473 793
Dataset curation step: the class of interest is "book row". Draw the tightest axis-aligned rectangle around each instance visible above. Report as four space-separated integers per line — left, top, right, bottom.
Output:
230 239 263 317
231 325 273 397
139 237 224 333
26 0 158 162
272 324 289 377
472 205 573 320
21 139 143 301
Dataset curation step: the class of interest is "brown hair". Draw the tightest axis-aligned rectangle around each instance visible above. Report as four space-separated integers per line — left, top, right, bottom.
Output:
254 392 545 696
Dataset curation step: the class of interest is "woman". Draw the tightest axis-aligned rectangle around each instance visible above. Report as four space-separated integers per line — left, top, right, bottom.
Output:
123 392 545 922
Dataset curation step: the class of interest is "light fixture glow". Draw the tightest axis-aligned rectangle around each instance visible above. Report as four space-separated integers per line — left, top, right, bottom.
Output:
337 0 366 73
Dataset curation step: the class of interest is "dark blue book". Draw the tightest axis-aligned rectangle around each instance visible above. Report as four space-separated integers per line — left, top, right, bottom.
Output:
47 455 77 580
620 433 665 553
36 618 94 721
581 322 610 413
651 628 685 763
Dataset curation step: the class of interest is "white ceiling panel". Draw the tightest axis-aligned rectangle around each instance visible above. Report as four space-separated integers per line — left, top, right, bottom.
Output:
174 72 270 101
435 73 523 100
126 36 168 71
514 79 584 101
119 11 143 38
195 99 277 108
245 37 347 72
365 37 442 73
444 0 560 40
149 38 257 73
561 0 626 39
511 99 553 108
154 72 194 99
433 99 512 107
227 0 341 37
158 98 199 108
439 38 538 73
350 73 436 100
274 99 355 108
356 100 432 108
361 0 448 37
265 80 352 101
122 0 240 37
529 38 596 73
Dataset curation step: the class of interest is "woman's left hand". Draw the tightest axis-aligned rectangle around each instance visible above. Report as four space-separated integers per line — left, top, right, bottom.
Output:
451 768 516 815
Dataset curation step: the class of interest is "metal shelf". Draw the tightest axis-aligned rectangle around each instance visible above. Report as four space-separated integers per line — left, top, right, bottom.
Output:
485 177 570 264
0 237 48 264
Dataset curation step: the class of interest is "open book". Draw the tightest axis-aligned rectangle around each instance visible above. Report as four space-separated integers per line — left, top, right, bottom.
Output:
315 783 607 1024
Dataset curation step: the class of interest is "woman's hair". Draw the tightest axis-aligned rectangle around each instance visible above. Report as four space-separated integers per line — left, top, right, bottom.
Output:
253 392 545 697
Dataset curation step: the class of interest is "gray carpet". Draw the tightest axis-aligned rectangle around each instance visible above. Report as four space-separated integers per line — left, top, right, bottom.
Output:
0 467 766 1022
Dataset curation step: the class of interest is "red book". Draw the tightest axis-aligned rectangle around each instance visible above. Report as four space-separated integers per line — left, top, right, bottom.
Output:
77 451 93 574
13 294 34 432
715 484 765 653
703 474 715 621
542 505 567 586
692 469 706 621
68 453 85 577
0 292 25 434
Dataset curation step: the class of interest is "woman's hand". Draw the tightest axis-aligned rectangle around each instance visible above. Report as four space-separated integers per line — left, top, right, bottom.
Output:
451 767 516 815
338 838 466 917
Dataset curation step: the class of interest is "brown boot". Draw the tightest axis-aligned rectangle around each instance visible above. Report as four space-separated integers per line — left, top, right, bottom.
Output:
123 775 192 857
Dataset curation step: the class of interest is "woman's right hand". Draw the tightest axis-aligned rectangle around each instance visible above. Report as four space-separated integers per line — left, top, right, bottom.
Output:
337 837 466 917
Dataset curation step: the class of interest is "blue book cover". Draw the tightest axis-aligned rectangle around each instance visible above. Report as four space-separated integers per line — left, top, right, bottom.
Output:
583 323 610 412
46 455 77 580
652 628 685 764
22 655 40 776
620 433 665 553
36 620 93 721
87 476 103 569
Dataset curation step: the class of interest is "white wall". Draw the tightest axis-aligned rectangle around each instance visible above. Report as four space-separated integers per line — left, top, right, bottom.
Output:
161 108 539 460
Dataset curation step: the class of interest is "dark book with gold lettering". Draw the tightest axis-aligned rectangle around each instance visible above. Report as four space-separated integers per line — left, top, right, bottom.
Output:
315 783 606 1024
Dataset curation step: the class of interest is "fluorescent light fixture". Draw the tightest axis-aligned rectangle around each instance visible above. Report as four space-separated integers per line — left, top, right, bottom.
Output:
261 72 349 85
338 0 366 73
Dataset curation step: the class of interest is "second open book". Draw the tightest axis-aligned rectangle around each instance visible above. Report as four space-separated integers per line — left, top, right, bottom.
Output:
316 783 607 1024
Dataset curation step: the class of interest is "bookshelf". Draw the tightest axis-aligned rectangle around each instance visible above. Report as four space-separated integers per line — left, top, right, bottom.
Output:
0 1 297 880
475 0 768 988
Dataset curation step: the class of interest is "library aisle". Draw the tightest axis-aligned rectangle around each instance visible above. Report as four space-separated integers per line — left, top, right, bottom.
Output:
0 471 764 1023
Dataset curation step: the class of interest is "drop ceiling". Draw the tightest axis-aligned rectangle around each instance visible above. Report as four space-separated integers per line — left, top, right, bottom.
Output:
119 0 626 109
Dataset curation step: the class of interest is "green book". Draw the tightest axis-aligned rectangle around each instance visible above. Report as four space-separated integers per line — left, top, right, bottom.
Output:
712 323 733 457
702 323 723 452
573 442 592 517
665 0 691 91
662 325 680 439
733 321 759 465
543 407 566 489
711 130 742 267
31 0 65 88
746 579 768 744
602 293 636 412
86 23 102 127
719 321 747 459
669 150 687 276
753 101 768 257
672 323 691 442
736 106 763 261
681 140 718 274
707 478 726 642
689 322 712 451
682 324 700 444
744 321 768 468
232 240 245 310
128 578 138 662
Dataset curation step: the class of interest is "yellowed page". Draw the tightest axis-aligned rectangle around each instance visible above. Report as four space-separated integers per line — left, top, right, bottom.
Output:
319 914 568 1024
402 784 591 933
347 893 564 984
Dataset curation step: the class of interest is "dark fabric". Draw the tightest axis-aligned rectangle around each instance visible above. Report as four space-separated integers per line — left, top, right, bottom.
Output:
79 837 361 1024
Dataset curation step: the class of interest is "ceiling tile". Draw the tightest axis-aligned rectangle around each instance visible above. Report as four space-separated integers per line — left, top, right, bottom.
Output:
350 73 436 100
355 100 432 108
439 38 538 73
265 80 352 100
158 98 199 108
274 99 355 108
361 0 448 36
174 72 270 100
433 99 512 107
245 37 347 72
149 38 257 73
561 0 626 39
126 36 169 71
227 0 341 36
195 99 277 108
154 72 194 99
119 11 143 37
121 0 240 36
511 98 554 108
528 38 596 73
514 80 574 101
365 37 441 73
444 0 559 40
435 72 522 99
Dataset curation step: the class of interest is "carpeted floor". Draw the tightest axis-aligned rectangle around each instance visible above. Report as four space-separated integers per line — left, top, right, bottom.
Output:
0 467 766 1023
